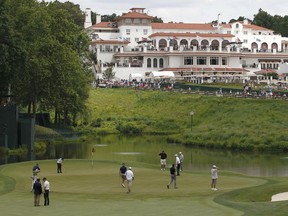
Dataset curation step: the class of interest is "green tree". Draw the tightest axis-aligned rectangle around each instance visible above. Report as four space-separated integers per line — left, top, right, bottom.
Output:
101 13 118 22
229 16 252 23
0 0 26 101
47 0 85 28
3 0 92 125
152 16 163 23
103 67 115 81
253 9 274 30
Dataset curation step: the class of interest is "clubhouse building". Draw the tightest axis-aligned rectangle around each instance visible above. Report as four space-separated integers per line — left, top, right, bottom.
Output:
85 7 288 84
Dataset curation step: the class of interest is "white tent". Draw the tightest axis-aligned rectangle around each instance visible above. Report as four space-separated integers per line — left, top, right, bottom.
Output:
129 73 143 82
277 63 288 75
148 71 175 79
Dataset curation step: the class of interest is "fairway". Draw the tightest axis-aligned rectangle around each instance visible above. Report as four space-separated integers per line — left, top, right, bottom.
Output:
1 160 288 216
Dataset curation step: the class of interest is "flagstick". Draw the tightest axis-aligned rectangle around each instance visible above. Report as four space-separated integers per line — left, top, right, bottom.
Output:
91 147 95 168
92 152 94 168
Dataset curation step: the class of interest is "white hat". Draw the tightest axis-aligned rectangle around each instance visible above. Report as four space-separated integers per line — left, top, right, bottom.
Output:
179 152 182 154
174 154 178 157
129 167 132 170
212 165 217 168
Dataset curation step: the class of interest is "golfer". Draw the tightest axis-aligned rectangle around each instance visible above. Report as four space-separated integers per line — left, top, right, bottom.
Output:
211 165 218 190
119 163 127 187
125 167 134 193
167 164 177 189
159 150 167 170
57 157 64 173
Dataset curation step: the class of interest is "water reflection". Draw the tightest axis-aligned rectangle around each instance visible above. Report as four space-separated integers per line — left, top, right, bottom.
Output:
2 135 288 177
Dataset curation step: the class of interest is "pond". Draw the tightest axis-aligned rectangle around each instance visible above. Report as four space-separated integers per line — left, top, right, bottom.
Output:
2 135 288 177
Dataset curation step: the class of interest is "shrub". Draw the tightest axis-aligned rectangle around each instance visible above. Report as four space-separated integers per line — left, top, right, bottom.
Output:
116 122 143 135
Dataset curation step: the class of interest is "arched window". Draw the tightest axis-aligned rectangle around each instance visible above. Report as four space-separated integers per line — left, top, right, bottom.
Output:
190 39 199 49
200 39 209 50
147 58 151 68
159 58 164 68
180 39 188 49
261 43 268 51
211 40 220 50
251 42 258 50
271 43 278 51
158 39 167 50
153 58 158 68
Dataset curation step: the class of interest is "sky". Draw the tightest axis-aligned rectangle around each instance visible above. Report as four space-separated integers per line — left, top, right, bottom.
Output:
56 0 288 23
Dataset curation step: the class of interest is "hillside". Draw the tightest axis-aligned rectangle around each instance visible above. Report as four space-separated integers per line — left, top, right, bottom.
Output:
83 88 288 152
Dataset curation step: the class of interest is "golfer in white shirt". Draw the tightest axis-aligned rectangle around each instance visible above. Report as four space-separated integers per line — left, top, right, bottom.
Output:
125 167 134 193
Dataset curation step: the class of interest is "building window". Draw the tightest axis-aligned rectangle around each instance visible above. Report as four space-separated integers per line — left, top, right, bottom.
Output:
210 57 219 65
236 23 239 28
125 18 132 24
135 38 139 42
105 45 111 52
159 58 164 68
142 19 147 24
147 58 151 68
134 19 140 24
153 58 158 68
126 29 130 35
197 57 206 65
222 57 227 65
184 57 193 65
244 31 248 35
243 39 248 43
143 29 148 35
227 31 231 34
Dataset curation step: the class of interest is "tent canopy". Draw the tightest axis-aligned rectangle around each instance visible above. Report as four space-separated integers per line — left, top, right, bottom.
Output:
129 73 143 81
148 71 175 79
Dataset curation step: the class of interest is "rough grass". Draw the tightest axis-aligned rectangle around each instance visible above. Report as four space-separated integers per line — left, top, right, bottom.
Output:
82 88 288 151
1 160 288 216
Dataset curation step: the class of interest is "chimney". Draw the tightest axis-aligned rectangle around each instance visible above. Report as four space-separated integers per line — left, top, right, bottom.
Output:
84 8 92 28
96 14 101 24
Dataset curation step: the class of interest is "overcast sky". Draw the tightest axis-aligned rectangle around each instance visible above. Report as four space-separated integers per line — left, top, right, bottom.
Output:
56 0 288 23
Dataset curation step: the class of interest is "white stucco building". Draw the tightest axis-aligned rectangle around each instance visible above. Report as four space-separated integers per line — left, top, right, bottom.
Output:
85 7 288 83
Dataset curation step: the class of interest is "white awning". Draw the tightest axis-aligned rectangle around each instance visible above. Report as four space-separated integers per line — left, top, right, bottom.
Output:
129 73 143 81
149 71 175 78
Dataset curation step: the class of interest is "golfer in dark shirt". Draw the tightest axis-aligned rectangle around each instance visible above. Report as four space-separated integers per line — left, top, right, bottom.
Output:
33 177 42 206
167 164 177 189
159 150 167 170
119 163 127 187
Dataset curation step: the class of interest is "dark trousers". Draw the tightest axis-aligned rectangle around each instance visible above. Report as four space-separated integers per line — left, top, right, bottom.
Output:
176 164 180 175
44 190 49 206
57 163 62 173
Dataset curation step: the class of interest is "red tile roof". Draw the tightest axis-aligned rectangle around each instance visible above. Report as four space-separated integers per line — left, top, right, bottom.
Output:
149 32 234 38
161 67 249 72
220 22 272 31
91 40 130 45
90 22 117 29
151 23 215 30
118 11 153 19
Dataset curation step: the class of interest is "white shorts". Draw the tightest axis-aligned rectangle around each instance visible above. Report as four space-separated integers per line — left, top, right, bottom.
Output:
160 159 166 165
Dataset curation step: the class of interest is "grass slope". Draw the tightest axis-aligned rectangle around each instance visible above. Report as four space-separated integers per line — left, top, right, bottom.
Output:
1 160 288 216
84 88 288 150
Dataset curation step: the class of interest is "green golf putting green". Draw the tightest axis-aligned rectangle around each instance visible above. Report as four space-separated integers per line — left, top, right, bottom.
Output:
1 159 288 216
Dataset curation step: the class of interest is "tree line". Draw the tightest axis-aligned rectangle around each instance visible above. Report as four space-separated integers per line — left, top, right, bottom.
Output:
0 0 93 125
